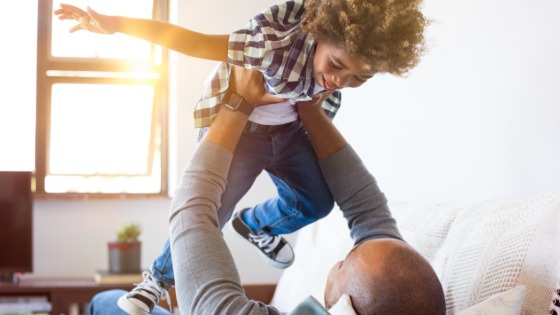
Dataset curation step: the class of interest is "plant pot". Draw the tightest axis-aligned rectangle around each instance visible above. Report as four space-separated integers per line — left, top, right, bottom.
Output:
108 241 141 274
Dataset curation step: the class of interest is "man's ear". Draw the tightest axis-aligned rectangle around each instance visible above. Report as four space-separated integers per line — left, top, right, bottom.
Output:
328 294 357 315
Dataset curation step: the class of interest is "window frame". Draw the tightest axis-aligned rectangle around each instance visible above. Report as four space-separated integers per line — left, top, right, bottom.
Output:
35 0 169 199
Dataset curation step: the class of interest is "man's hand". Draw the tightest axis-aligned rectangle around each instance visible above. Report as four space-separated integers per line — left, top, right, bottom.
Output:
296 90 332 125
230 67 285 106
296 90 332 117
54 4 115 34
296 91 345 160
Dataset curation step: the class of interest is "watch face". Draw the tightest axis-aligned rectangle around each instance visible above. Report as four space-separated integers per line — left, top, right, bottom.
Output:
223 90 253 116
225 92 243 110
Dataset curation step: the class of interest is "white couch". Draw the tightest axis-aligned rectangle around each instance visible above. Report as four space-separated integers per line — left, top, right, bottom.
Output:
270 191 560 315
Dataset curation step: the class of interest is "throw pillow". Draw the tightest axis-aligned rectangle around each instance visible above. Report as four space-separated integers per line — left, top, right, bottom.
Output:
389 202 462 263
431 192 560 314
456 285 526 315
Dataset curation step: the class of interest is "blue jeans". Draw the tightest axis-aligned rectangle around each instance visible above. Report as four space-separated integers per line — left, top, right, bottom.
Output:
86 289 173 315
152 120 334 288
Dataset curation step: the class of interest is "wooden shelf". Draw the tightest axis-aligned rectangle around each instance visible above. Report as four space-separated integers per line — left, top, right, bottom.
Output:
0 279 276 315
0 279 139 315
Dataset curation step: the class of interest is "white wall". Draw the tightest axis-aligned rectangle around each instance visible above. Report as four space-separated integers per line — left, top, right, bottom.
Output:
336 0 560 205
28 0 560 283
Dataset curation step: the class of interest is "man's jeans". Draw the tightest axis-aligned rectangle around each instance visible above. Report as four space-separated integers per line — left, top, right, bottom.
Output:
87 289 172 315
152 120 335 288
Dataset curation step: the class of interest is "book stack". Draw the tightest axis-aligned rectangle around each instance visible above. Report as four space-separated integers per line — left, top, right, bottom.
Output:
0 296 51 315
93 270 144 285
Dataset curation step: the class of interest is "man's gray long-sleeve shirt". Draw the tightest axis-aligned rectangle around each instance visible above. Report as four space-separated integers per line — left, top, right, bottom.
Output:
169 142 402 315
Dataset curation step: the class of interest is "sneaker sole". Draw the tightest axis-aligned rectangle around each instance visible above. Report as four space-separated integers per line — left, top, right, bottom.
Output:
117 294 152 315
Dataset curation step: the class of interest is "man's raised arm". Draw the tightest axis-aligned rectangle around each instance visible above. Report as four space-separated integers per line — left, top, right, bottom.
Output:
297 99 403 244
168 68 281 315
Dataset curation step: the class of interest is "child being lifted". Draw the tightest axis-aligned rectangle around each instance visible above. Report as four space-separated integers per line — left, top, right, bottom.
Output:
54 0 429 314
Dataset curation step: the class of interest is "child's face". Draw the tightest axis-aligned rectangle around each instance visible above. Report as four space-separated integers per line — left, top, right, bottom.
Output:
313 41 376 91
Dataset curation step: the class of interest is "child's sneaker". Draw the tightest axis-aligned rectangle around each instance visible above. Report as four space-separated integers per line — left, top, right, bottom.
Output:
117 271 171 315
231 208 294 269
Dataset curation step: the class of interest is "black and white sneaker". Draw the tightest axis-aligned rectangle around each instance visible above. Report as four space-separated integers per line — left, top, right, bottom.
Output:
231 208 294 269
117 271 171 315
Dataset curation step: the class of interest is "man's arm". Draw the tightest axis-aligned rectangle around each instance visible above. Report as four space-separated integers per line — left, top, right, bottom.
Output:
295 94 346 160
297 100 403 244
169 111 279 315
54 4 228 61
168 68 280 314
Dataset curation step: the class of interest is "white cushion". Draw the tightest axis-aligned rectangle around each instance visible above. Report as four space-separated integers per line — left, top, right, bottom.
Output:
389 202 462 262
456 285 526 315
432 192 560 314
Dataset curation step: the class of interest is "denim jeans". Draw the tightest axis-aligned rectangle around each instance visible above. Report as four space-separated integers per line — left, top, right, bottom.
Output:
86 289 173 315
151 120 335 288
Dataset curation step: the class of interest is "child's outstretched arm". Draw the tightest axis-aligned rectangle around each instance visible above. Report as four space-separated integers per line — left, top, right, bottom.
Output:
54 3 228 62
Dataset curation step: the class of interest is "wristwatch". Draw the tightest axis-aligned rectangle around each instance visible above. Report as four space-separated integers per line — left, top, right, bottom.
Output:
222 89 254 116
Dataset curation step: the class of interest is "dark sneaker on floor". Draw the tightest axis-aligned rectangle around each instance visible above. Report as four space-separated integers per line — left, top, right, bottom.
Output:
231 208 295 269
117 271 171 315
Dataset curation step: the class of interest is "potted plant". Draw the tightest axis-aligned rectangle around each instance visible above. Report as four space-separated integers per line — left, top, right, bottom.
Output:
108 222 142 274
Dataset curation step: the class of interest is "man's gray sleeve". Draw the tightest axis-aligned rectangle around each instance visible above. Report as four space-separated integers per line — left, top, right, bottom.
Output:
169 142 280 315
319 144 403 244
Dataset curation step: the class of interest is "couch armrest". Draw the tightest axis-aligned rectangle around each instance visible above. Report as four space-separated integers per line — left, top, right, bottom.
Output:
244 283 277 303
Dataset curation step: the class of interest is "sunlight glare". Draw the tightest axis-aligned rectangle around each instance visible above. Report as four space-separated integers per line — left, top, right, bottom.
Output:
49 84 154 175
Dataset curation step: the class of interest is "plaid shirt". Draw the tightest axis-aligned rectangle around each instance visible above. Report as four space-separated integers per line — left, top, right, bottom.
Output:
193 0 342 128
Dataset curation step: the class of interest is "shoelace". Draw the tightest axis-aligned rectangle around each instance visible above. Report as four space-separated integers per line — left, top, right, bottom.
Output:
249 232 281 254
131 271 172 310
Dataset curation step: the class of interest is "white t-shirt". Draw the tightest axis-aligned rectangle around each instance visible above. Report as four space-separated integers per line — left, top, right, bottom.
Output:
249 85 325 125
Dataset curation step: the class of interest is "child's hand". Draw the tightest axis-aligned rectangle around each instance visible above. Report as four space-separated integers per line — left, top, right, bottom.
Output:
54 4 115 34
230 67 285 106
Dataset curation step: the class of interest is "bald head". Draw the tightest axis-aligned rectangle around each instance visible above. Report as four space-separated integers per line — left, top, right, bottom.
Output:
325 239 445 315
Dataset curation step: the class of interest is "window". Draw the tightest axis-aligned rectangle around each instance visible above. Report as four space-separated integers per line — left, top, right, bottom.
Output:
35 0 169 197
